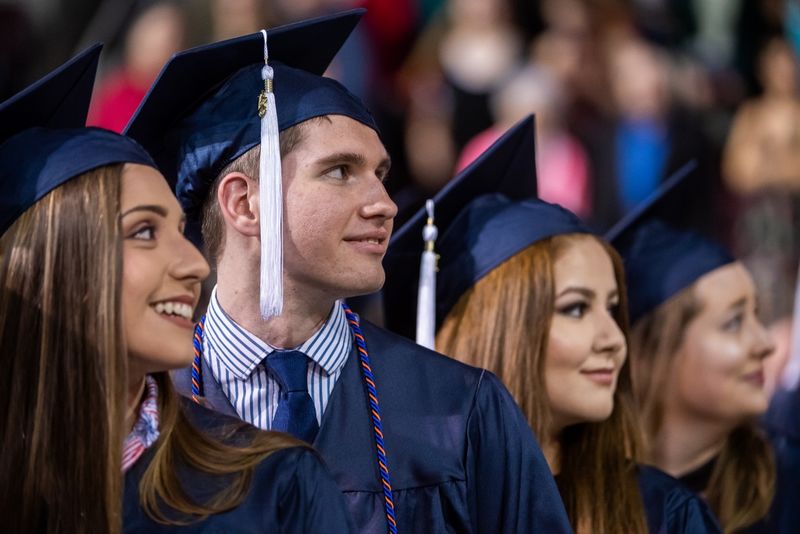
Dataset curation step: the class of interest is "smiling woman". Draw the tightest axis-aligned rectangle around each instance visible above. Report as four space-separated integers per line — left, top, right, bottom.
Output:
629 262 777 532
437 233 653 533
120 164 208 379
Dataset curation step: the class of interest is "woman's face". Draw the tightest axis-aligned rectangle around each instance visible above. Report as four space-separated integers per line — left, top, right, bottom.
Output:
669 263 774 423
120 164 210 380
546 237 626 432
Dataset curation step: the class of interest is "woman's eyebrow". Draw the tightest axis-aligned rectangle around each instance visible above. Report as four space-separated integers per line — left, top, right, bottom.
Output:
120 205 168 219
726 297 748 311
556 286 595 299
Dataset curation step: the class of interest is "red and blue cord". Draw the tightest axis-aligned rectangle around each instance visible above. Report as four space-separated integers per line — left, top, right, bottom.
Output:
343 304 398 534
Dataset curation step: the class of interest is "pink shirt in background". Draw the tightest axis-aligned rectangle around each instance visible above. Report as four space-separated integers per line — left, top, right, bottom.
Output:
456 127 591 219
87 70 148 133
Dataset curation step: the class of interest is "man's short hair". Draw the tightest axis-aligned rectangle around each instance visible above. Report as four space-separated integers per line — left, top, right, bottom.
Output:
200 120 311 265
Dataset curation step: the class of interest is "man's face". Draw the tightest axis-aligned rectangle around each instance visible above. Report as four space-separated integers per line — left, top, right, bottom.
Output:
280 115 397 301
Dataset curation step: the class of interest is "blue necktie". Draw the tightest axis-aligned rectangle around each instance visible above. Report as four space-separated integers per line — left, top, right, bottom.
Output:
267 350 319 443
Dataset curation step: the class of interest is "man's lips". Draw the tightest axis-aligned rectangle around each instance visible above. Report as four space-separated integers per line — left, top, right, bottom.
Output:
343 230 389 252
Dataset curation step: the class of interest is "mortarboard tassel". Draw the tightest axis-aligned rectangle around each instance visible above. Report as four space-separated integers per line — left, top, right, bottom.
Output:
257 29 283 319
416 199 438 350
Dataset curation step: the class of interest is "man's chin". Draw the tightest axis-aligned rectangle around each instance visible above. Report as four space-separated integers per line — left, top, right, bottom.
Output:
343 274 385 299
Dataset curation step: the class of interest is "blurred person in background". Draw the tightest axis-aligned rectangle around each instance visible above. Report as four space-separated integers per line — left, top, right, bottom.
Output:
616 188 792 531
397 0 524 223
456 65 591 219
723 37 800 397
88 2 186 132
724 37 800 196
533 0 617 130
436 0 524 150
209 0 269 40
585 35 716 233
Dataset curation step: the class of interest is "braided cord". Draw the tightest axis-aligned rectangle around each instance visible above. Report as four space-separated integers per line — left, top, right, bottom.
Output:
342 304 397 534
191 315 206 402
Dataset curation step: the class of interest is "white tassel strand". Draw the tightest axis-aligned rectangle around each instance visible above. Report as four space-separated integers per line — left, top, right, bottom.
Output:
416 199 438 350
258 29 283 319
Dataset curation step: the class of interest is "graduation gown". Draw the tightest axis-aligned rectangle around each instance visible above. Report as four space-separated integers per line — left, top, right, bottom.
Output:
758 386 800 533
637 465 721 533
174 320 572 533
123 400 355 533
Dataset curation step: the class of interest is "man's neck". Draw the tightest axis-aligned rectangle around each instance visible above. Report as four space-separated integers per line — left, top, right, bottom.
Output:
215 271 337 349
651 407 732 478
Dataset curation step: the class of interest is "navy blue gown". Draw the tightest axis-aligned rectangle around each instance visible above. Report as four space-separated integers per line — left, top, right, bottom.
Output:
175 320 572 533
677 407 800 534
123 400 355 533
759 386 800 533
637 465 721 533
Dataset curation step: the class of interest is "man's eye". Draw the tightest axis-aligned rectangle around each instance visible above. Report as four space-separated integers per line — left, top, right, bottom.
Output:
325 166 347 180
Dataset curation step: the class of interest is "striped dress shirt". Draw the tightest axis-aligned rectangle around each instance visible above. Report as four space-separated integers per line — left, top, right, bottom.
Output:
203 287 353 430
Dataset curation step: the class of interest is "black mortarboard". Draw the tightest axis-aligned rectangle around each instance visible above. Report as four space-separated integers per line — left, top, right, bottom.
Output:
0 44 156 235
606 161 735 323
383 116 591 341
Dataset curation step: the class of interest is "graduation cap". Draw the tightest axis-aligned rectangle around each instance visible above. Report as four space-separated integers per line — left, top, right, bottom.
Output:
606 160 735 324
382 116 591 342
0 44 156 235
125 9 374 319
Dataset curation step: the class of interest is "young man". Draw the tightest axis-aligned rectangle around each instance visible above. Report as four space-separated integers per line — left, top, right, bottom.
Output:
127 10 570 533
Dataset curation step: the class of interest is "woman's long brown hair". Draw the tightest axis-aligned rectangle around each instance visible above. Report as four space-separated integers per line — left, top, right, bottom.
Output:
138 373 304 524
0 164 302 530
630 287 775 533
0 167 127 533
437 233 647 533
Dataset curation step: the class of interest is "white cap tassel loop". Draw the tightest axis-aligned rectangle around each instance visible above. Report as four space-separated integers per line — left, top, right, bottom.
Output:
416 199 438 350
258 29 283 319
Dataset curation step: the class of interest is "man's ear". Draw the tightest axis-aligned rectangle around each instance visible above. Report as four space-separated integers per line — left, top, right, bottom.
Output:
217 171 260 237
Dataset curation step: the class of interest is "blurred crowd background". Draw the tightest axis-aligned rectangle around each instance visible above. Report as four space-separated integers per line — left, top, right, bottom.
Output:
3 0 800 394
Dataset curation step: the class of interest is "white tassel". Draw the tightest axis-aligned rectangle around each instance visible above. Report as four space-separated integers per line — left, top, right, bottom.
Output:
416 199 438 350
258 29 283 319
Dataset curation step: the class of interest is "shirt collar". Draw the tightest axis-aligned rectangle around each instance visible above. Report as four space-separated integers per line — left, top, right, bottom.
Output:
204 286 352 380
122 375 160 472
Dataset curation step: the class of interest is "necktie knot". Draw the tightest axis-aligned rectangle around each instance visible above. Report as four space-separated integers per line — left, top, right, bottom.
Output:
267 350 309 392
